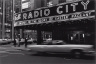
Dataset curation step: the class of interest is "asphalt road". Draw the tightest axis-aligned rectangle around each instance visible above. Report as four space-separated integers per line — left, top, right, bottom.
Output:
0 45 95 64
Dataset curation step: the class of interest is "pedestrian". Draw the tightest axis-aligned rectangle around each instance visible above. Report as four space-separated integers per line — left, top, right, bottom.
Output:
30 38 34 44
13 39 16 47
15 38 18 46
25 38 28 48
18 38 21 47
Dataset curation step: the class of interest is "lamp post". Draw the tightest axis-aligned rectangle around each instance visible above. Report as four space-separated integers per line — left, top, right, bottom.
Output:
12 0 15 40
2 0 5 39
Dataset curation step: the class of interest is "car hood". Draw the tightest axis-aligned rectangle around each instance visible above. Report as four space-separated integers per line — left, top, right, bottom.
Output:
28 44 93 48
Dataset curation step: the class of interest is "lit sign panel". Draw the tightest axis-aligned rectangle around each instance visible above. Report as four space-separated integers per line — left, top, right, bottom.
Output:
22 0 26 2
22 2 29 9
14 0 95 26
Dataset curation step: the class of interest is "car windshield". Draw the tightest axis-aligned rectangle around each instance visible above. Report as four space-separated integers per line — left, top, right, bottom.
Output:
42 40 66 45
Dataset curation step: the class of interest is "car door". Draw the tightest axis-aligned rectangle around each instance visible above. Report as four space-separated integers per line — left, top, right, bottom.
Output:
47 41 70 53
55 45 70 53
44 40 61 53
33 45 48 52
44 45 55 53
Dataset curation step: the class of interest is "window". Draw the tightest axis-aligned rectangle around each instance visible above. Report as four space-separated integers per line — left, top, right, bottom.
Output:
22 2 29 9
16 8 20 13
47 0 52 2
52 40 64 45
80 34 84 39
41 0 45 7
59 0 66 4
22 0 26 2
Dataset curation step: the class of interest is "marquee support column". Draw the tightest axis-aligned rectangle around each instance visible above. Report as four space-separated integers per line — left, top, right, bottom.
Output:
22 28 24 38
37 29 42 44
20 29 22 38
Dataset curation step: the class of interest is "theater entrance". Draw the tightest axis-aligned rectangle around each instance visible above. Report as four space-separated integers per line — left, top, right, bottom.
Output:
41 31 52 41
68 31 85 44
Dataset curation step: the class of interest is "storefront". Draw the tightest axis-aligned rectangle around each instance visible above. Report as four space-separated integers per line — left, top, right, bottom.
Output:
14 0 95 45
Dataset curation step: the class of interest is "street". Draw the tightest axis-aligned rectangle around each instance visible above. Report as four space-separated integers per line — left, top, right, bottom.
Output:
0 45 95 64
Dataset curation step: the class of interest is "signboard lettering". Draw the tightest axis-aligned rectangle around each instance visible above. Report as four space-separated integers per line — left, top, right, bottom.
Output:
14 10 95 26
81 0 90 10
28 12 33 19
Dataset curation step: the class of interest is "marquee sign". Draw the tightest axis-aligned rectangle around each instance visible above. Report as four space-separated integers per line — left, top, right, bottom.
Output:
14 0 95 26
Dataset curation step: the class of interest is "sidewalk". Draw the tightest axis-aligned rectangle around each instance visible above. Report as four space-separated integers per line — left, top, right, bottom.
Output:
1 43 37 51
11 45 31 51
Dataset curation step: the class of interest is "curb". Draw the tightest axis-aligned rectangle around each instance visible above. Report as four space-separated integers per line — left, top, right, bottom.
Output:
16 49 29 51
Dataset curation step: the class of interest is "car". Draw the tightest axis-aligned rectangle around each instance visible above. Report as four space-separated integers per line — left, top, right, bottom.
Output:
0 39 13 45
27 38 37 44
19 38 37 45
19 38 25 45
27 38 34 44
27 40 95 58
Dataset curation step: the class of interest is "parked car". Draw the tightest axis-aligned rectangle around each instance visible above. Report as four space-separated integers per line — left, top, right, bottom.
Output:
0 39 13 45
27 38 34 44
19 38 37 45
19 38 25 45
27 40 95 58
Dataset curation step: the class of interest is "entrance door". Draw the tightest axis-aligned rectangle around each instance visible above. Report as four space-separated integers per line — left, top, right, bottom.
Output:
41 31 52 41
68 31 85 44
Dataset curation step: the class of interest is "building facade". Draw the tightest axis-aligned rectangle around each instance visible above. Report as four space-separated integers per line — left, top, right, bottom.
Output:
0 0 3 39
0 0 75 39
0 0 22 39
0 0 82 39
0 0 13 39
14 0 67 39
14 0 95 45
0 0 95 45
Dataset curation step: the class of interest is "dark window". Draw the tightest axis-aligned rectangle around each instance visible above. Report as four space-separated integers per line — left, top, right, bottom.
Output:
16 8 20 13
47 0 51 2
41 0 45 7
59 0 66 4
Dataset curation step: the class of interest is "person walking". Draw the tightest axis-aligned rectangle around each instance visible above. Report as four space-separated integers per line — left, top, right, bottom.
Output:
18 38 21 47
25 38 28 48
13 39 16 47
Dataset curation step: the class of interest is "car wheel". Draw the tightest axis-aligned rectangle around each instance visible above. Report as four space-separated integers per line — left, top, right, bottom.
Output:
72 50 84 59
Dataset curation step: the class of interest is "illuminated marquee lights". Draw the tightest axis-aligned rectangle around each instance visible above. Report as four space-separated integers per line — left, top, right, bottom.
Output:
14 10 95 26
